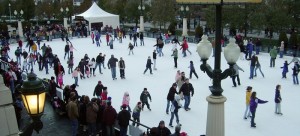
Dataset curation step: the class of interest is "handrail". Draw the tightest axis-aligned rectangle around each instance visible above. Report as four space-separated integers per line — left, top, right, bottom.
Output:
128 118 151 135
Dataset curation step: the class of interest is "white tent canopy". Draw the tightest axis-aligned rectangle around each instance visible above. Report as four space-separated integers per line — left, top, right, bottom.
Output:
72 2 120 31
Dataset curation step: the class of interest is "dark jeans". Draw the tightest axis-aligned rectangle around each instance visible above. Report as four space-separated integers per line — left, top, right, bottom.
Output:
94 63 102 73
71 119 78 136
174 57 177 68
169 112 179 126
270 58 276 67
88 122 97 136
231 75 240 87
144 67 152 74
120 69 125 78
119 126 128 136
142 101 150 110
190 69 198 79
90 68 95 75
132 117 140 127
251 111 256 126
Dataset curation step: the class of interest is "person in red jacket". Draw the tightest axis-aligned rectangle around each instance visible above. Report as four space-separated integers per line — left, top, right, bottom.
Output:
106 33 110 46
102 101 117 136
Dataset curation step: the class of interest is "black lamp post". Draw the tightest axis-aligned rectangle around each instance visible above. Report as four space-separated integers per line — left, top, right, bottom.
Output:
19 72 46 135
180 5 189 36
138 0 145 32
14 10 24 21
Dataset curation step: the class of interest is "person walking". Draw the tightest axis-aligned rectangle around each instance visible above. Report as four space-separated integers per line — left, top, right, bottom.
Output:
243 86 252 119
274 84 283 115
169 95 182 127
231 63 244 87
117 104 131 136
140 32 144 46
179 78 194 111
166 83 178 114
67 56 74 74
86 98 99 136
95 32 101 47
95 53 103 74
188 61 198 79
254 56 265 77
64 42 70 60
121 91 131 112
171 48 178 68
280 61 289 78
249 92 268 128
107 55 119 80
248 55 257 79
292 62 299 84
143 56 153 74
118 57 126 79
93 81 104 99
132 102 142 127
89 58 96 77
72 67 83 87
91 31 95 44
66 93 79 136
153 50 157 70
128 42 134 55
269 46 278 67
102 101 117 136
140 88 152 111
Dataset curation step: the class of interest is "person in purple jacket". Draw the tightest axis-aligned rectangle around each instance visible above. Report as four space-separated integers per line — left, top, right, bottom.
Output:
274 84 283 115
250 92 268 128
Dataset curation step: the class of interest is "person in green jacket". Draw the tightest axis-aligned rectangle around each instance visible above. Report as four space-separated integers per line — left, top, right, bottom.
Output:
171 48 178 68
269 46 278 67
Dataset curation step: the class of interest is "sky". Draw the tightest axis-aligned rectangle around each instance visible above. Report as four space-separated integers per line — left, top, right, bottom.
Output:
8 35 300 136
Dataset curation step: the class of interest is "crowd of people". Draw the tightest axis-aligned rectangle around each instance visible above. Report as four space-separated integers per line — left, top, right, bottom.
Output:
1 22 300 136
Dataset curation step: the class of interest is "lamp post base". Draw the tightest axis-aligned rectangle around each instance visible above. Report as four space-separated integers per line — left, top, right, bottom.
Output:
182 18 188 36
206 95 226 136
139 16 144 33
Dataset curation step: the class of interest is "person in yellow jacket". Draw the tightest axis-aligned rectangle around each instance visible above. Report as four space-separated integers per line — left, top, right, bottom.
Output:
244 86 252 119
31 43 38 55
118 31 123 43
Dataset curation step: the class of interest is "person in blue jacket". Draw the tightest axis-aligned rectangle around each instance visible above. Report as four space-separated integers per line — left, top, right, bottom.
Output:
250 92 268 128
280 61 289 78
274 84 283 115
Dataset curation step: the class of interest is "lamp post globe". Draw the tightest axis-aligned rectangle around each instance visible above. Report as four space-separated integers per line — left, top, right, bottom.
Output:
14 10 17 16
20 72 46 133
224 38 241 65
66 7 69 12
60 7 63 13
20 10 24 15
186 6 189 11
180 6 184 11
197 35 212 61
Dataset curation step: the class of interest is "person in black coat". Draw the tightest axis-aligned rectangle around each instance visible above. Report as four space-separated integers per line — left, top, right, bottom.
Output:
166 83 178 114
292 62 299 84
117 104 131 136
153 50 157 70
93 81 104 98
95 53 103 74
64 43 70 60
179 78 194 111
140 32 144 46
78 59 86 79
49 76 60 98
143 56 153 74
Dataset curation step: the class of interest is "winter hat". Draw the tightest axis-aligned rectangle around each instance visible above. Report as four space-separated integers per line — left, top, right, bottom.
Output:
246 86 252 90
180 132 188 136
175 124 181 133
144 88 147 90
108 97 112 101
98 81 102 84
121 104 127 109
103 87 107 90
172 83 177 87
137 102 142 105
159 120 165 125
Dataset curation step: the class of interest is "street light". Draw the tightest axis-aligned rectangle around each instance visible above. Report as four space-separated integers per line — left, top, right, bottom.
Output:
61 7 69 28
197 35 240 136
9 3 11 23
19 72 46 135
180 5 189 36
14 10 24 21
138 0 145 32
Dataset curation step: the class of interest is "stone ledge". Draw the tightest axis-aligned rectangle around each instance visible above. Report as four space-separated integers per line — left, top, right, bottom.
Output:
0 105 19 136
